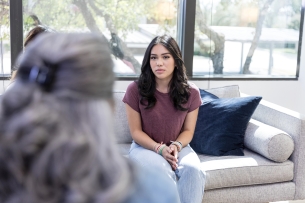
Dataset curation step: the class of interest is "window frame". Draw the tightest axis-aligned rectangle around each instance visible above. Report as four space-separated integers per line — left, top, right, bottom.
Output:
9 0 23 79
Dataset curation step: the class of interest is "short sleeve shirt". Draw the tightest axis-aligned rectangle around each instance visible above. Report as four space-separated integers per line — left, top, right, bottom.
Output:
122 82 201 145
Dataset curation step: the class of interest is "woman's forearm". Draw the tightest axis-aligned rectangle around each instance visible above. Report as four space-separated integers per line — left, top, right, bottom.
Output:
175 130 194 148
175 108 199 148
131 130 159 151
125 104 159 151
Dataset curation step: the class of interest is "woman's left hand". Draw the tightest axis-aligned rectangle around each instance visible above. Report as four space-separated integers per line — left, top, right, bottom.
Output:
162 146 178 170
169 144 178 160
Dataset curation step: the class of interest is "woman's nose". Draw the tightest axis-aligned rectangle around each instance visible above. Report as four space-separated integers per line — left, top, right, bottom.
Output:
157 59 162 66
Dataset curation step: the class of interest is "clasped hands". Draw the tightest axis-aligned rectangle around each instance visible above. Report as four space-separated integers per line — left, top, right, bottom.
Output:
162 144 178 171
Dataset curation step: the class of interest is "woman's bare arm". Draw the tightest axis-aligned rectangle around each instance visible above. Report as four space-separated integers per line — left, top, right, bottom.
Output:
169 107 199 159
125 104 157 151
176 107 199 147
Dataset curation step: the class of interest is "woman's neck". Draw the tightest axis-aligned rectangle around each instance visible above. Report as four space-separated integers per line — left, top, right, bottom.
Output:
155 79 170 93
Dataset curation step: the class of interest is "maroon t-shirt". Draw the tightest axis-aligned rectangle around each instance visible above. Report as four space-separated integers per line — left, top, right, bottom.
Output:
122 82 201 145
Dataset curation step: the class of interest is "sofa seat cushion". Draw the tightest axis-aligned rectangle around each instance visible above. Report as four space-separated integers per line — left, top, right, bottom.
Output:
119 144 294 191
199 149 294 190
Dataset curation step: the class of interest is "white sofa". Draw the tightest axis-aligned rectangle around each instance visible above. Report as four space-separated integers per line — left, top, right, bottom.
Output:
113 85 305 203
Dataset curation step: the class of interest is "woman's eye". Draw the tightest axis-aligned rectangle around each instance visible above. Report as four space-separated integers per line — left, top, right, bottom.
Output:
163 55 170 59
150 56 156 60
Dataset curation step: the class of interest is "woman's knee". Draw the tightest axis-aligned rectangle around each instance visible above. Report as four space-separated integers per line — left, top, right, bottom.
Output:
180 164 204 181
129 148 177 181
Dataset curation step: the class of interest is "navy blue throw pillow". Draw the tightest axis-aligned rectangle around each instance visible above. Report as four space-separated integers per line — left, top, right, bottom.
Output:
190 89 262 156
200 89 219 104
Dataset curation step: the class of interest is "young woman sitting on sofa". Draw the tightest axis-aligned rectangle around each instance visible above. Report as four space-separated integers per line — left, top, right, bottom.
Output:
123 35 206 203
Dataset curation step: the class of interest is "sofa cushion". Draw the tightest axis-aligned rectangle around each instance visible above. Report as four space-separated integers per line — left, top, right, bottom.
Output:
190 89 262 156
114 91 133 143
244 119 294 163
202 182 295 203
205 85 240 98
199 149 294 190
119 145 294 192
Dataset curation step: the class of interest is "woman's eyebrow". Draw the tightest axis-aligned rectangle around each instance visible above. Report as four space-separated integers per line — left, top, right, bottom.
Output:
150 53 171 55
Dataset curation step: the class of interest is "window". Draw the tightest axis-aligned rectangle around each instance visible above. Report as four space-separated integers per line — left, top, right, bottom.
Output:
193 0 302 79
22 0 179 78
8 0 304 80
0 0 10 78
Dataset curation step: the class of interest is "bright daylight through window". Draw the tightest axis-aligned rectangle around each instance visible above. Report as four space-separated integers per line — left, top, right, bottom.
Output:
193 0 302 78
0 0 10 78
22 0 178 77
0 0 303 79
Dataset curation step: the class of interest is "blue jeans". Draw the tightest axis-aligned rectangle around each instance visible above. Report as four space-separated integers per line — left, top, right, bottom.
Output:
122 162 181 203
129 141 205 203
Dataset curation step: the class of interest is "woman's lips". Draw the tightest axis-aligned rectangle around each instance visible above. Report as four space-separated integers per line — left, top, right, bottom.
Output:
155 69 165 73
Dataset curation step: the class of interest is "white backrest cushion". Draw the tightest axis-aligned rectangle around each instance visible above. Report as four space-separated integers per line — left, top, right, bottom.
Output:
205 85 240 98
113 91 133 143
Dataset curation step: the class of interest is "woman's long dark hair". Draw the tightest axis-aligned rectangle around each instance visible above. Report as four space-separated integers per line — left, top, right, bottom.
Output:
138 35 190 111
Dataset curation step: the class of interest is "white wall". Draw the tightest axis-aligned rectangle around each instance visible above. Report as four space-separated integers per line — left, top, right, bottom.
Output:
115 21 305 115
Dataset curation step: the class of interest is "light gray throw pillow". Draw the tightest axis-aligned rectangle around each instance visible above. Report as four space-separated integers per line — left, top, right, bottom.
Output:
244 119 294 163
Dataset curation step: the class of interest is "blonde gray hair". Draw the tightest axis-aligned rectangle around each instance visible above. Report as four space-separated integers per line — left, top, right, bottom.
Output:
0 33 134 203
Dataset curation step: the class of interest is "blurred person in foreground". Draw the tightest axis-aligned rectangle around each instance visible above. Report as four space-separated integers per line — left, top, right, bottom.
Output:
0 33 180 203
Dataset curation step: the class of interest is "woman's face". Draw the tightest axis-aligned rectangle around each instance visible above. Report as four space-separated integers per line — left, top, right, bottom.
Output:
150 44 175 83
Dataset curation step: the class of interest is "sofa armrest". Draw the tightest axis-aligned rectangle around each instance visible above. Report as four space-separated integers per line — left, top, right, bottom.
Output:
249 97 305 200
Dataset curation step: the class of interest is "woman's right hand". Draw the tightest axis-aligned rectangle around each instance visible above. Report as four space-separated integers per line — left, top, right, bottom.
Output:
162 146 178 170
